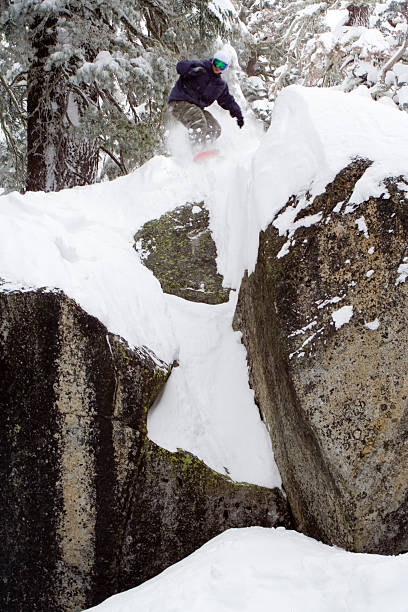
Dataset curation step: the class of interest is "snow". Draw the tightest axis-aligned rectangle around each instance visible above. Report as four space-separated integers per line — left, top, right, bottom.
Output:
396 84 408 106
331 305 354 329
251 98 274 112
289 320 317 337
318 21 390 58
297 2 326 18
317 295 344 309
378 94 398 110
210 0 237 17
273 196 323 239
324 8 348 31
396 262 408 284
78 51 123 82
215 85 408 288
209 0 238 24
352 28 389 57
0 158 191 364
319 30 336 52
351 83 373 98
393 62 408 85
365 318 380 330
148 293 281 487
289 327 324 360
66 92 81 127
356 215 369 237
84 526 408 612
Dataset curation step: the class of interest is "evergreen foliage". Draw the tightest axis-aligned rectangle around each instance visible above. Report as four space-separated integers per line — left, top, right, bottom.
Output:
0 0 239 192
2 1 408 193
0 29 27 192
240 1 408 122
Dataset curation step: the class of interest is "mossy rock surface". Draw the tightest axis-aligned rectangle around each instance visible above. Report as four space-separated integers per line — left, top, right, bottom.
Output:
134 202 230 304
118 442 291 591
0 288 290 611
0 289 170 611
234 159 408 554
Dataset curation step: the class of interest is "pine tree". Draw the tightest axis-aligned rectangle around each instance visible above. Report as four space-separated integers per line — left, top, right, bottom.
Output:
0 0 240 193
25 10 100 192
0 24 27 192
239 1 408 123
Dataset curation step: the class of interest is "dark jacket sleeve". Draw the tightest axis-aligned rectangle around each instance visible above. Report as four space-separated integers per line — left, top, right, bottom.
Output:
217 83 243 120
176 60 205 77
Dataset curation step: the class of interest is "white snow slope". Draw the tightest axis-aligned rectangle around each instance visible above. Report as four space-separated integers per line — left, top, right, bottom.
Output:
2 86 408 610
85 527 408 612
147 293 281 486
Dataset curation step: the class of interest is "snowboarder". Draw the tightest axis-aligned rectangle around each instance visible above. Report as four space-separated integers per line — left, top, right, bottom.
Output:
168 49 244 148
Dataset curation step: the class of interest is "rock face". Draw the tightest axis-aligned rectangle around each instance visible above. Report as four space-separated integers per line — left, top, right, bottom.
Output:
0 289 290 611
118 443 290 592
233 160 408 554
134 202 230 304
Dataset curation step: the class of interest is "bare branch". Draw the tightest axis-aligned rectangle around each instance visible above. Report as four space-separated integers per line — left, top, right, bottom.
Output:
127 95 140 123
120 14 155 48
381 7 408 82
97 86 129 117
100 145 127 174
69 82 99 109
0 72 27 126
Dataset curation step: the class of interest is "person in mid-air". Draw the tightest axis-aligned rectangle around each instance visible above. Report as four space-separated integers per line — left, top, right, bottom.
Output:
168 49 244 148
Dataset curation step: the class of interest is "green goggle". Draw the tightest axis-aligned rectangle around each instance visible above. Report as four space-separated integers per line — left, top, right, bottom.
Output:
213 58 228 71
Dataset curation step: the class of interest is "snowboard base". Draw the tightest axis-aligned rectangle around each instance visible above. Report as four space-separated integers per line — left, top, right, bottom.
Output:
193 150 219 163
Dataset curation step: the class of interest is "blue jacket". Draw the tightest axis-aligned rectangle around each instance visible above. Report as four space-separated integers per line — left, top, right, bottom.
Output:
168 59 243 121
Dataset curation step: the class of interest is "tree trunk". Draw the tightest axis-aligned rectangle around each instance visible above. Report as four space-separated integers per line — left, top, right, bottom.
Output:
26 17 98 193
345 4 370 27
246 51 258 77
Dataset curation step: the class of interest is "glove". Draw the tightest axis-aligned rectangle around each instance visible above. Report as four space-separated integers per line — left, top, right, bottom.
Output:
188 66 206 77
237 117 244 129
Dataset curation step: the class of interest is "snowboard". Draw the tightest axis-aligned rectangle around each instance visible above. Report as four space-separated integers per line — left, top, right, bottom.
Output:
193 150 219 163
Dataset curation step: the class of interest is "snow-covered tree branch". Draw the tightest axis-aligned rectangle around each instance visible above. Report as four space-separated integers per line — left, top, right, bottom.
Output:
0 0 240 192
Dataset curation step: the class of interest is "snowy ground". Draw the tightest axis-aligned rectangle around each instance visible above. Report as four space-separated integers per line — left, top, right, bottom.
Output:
2 85 408 610
148 293 281 487
85 527 408 612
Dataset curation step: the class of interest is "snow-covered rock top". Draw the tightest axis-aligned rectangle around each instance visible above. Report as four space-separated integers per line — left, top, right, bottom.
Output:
219 85 408 288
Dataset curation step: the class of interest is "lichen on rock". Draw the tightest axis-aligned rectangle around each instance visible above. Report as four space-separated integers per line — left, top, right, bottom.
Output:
134 202 230 304
118 442 291 591
0 289 169 611
234 159 408 554
0 288 290 611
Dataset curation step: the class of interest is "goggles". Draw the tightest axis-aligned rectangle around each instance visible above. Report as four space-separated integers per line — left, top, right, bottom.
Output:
213 58 228 71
